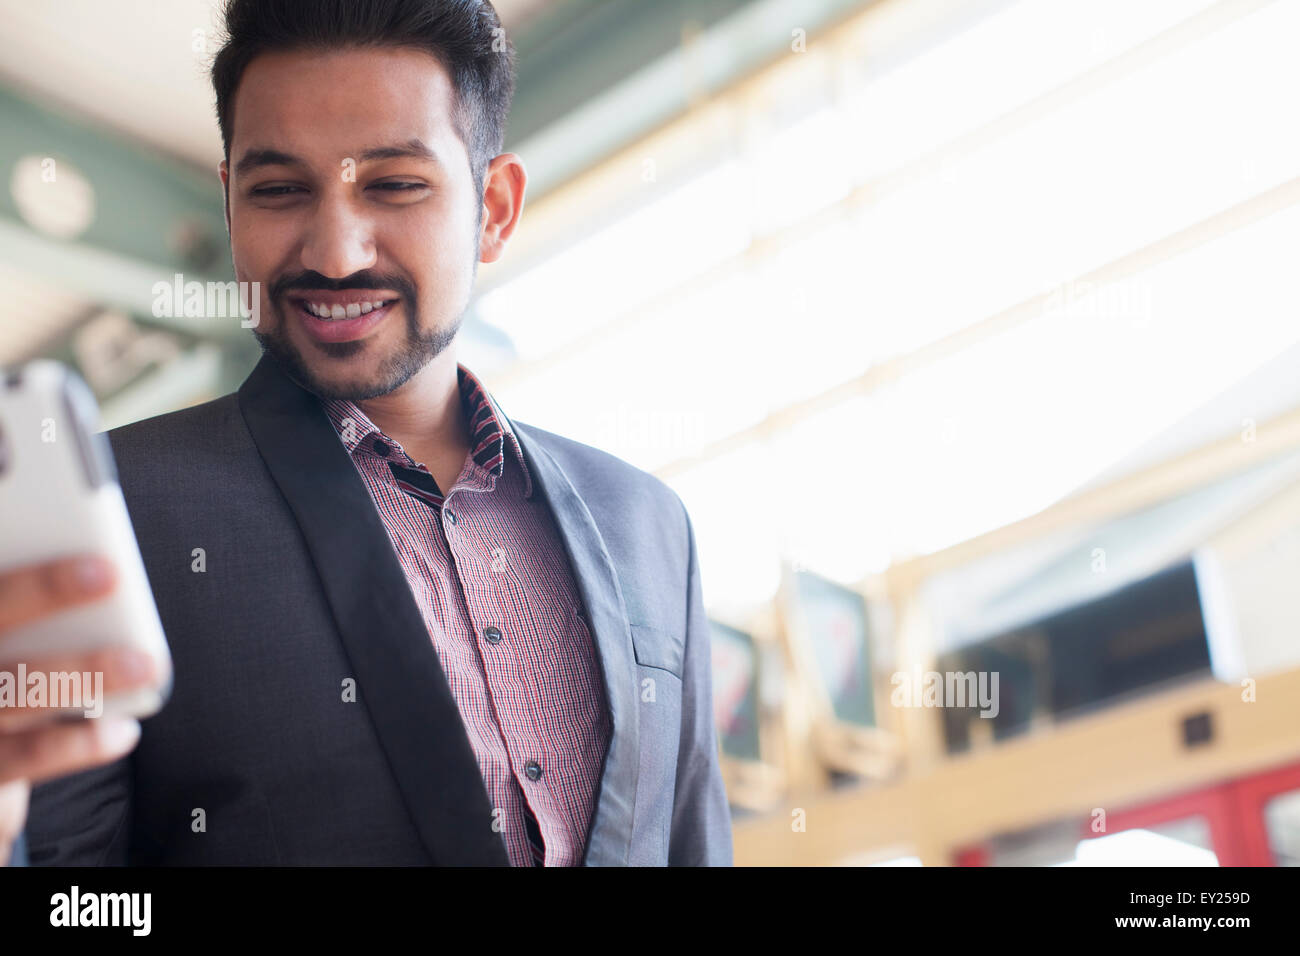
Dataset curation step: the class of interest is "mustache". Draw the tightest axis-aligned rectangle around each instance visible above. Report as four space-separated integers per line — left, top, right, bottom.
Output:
271 272 417 298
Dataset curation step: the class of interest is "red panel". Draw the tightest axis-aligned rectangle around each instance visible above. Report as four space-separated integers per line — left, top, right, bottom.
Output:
1076 758 1300 866
947 759 1300 866
1227 759 1300 866
952 845 990 866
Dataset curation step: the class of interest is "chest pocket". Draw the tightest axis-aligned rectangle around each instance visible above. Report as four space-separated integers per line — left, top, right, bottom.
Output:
629 622 685 679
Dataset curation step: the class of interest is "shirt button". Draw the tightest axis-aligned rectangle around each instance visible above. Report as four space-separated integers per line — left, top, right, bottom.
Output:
525 760 542 781
483 625 502 644
372 439 391 457
445 509 457 526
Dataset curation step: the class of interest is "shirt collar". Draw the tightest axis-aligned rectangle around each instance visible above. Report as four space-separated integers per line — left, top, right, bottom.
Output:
318 363 532 497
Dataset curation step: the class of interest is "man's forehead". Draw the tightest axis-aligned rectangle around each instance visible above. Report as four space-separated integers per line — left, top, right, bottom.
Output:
229 46 461 161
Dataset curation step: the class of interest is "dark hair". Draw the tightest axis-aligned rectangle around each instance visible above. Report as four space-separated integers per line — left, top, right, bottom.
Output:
211 0 516 198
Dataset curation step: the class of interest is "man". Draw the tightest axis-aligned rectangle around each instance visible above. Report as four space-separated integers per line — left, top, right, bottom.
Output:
19 0 732 865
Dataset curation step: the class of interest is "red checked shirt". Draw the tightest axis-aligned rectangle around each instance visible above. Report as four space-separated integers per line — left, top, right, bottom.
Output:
319 363 611 866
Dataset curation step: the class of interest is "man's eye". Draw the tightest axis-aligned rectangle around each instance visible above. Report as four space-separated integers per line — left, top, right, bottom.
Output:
252 185 304 196
371 182 427 192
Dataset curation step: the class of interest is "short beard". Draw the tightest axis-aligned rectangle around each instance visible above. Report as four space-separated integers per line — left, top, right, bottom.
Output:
254 296 464 402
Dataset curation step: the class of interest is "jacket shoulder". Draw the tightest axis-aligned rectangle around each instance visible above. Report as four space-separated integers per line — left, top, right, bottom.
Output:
103 393 250 496
105 392 241 449
512 419 686 520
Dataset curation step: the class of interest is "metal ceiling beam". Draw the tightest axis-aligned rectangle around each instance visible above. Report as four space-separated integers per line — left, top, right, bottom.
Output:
0 86 229 279
507 0 873 199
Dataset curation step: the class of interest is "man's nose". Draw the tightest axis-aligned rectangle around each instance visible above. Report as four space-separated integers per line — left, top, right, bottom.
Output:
299 200 377 279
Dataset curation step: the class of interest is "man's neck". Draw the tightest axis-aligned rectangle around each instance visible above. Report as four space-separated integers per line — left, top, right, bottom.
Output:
355 353 471 494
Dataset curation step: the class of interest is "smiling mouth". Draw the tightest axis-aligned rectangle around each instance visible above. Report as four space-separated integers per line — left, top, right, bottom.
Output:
290 296 400 320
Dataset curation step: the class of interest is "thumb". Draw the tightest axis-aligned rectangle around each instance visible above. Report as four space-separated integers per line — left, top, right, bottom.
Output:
0 779 31 866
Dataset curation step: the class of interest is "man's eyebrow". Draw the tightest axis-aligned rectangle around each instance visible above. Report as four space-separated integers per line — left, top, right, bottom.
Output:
357 139 442 165
233 140 443 178
234 148 304 177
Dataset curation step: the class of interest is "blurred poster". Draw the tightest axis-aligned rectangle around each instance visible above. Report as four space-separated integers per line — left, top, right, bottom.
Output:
709 620 761 761
795 572 875 727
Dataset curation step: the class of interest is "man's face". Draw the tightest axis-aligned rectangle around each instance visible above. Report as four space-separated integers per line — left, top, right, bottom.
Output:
219 46 481 400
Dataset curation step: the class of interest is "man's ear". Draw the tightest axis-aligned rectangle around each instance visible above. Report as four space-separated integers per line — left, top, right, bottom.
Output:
478 153 527 265
218 159 231 235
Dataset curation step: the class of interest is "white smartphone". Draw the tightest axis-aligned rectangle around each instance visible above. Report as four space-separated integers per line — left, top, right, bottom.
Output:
0 359 173 720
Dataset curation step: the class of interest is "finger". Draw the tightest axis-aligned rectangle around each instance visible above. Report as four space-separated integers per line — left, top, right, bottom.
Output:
0 556 116 634
0 646 162 732
0 717 140 787
0 780 30 860
0 643 159 695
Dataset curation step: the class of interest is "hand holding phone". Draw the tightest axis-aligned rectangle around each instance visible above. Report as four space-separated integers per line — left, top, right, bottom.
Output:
0 361 173 720
0 554 163 865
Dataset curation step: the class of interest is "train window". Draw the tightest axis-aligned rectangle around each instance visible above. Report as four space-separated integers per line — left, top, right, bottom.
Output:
1263 790 1300 866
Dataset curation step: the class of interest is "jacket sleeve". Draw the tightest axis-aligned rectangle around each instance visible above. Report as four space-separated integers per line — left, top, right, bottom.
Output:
667 498 734 865
24 752 133 865
8 830 27 866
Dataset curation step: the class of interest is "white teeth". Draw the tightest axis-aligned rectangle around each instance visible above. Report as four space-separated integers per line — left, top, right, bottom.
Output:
303 299 390 319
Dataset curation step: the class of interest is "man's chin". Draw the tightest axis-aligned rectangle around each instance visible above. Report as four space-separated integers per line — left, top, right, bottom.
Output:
254 331 376 400
253 326 449 403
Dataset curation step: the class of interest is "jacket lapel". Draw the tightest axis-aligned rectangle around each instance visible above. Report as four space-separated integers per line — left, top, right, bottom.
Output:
237 354 509 865
492 404 641 866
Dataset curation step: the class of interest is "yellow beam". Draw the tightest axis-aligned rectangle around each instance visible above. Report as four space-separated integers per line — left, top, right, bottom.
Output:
732 665 1300 865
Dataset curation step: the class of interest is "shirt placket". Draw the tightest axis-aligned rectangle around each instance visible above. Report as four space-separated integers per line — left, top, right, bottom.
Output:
443 471 556 867
329 394 561 868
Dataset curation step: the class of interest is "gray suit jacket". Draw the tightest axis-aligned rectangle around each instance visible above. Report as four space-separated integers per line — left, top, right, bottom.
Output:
23 353 733 865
